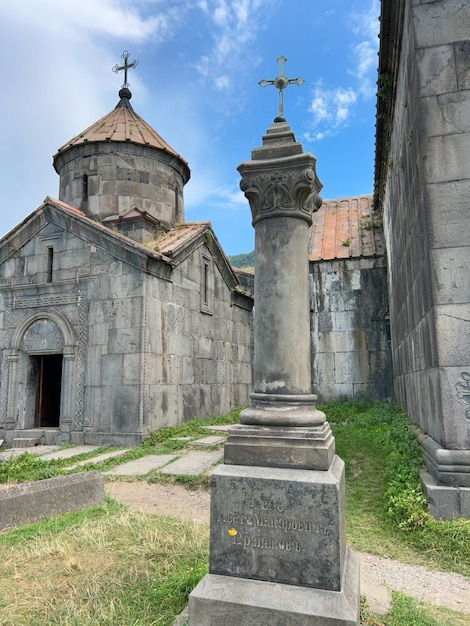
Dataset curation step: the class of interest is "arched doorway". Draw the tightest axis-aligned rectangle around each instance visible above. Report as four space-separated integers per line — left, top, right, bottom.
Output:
7 310 77 433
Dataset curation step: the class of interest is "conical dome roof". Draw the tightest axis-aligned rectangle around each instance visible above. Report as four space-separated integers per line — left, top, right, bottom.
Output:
53 87 190 229
54 88 188 171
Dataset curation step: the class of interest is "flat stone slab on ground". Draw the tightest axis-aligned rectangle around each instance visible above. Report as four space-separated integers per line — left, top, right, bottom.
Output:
103 454 178 476
0 445 61 461
203 425 233 433
160 451 223 476
68 449 130 469
40 446 100 461
192 435 226 446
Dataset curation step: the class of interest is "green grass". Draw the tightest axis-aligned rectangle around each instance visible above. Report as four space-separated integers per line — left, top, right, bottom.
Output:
361 594 469 626
0 451 66 483
0 501 208 626
321 400 470 576
1 401 469 624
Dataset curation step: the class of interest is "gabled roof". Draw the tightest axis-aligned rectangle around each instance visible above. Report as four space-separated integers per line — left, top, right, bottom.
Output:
148 222 244 295
309 195 384 261
53 88 189 176
0 197 248 301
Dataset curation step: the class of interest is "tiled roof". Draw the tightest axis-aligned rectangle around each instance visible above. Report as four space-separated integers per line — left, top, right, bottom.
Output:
151 222 210 257
309 195 384 261
54 89 188 167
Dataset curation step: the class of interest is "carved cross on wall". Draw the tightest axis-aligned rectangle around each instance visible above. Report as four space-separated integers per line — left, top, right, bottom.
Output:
259 55 305 122
113 50 139 88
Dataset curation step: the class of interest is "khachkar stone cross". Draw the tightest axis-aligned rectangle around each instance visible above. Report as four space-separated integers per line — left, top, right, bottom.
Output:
189 73 360 624
259 55 305 122
113 50 139 88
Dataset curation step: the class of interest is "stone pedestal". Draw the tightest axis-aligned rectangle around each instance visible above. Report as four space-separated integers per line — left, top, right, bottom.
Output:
190 554 359 626
188 113 359 624
189 460 359 624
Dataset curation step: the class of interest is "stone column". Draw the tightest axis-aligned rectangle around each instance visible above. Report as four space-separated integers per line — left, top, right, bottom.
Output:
189 121 360 625
225 121 334 470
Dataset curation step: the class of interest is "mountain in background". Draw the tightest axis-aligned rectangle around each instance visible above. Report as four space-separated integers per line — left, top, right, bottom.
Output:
228 250 255 267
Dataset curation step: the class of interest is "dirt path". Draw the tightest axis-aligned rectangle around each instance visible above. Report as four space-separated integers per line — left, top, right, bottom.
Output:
105 481 470 616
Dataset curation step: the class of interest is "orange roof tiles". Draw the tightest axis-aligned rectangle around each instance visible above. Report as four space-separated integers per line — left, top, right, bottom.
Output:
309 195 384 261
151 222 210 256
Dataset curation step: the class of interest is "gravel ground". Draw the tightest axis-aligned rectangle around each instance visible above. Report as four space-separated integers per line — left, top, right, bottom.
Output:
106 481 470 615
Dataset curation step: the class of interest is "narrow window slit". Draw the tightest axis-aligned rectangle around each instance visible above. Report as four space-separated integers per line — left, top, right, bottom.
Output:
46 247 54 283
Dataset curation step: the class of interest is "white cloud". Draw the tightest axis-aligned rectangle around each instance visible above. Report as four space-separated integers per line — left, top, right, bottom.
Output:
0 0 188 236
310 84 358 129
213 184 246 207
305 0 379 142
192 0 275 93
350 0 380 41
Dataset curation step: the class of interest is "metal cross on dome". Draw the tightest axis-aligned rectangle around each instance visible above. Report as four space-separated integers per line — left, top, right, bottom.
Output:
259 55 305 122
113 50 139 88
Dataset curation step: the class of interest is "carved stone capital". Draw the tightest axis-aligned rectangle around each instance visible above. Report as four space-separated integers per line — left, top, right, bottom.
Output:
240 165 322 226
238 120 323 226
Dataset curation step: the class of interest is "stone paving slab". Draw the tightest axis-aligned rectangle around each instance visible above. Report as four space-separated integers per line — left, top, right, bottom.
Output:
68 449 130 469
103 454 178 477
0 445 61 461
40 446 100 461
203 425 233 433
192 435 226 446
160 451 223 476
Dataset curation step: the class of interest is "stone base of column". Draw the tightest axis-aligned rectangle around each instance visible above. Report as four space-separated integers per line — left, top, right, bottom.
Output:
230 392 334 470
240 393 326 426
225 422 335 470
421 471 470 519
189 549 359 626
416 429 470 487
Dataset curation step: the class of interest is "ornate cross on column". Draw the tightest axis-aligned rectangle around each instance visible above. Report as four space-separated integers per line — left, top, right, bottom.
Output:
113 50 139 88
259 55 305 122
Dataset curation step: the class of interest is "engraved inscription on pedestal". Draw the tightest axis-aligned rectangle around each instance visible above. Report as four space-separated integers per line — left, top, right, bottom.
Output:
209 459 346 591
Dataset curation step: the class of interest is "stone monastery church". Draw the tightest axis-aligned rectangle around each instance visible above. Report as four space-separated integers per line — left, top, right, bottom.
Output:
0 83 253 447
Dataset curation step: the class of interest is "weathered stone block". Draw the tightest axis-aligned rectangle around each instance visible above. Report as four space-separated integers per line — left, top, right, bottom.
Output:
209 458 346 590
421 92 470 137
456 42 470 90
431 247 469 304
434 305 469 365
421 471 470 519
190 550 360 626
425 133 470 184
225 423 335 470
428 180 470 247
413 1 470 48
0 472 104 530
417 44 457 97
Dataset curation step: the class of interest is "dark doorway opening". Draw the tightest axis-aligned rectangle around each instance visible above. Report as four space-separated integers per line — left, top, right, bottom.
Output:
34 355 63 427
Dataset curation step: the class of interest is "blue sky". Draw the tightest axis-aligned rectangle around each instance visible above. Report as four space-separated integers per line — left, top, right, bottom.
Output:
0 0 380 255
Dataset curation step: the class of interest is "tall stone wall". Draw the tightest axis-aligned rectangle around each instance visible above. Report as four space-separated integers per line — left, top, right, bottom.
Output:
310 257 392 402
381 0 470 500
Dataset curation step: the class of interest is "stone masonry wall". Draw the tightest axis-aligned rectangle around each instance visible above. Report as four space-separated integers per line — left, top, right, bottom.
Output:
0 217 252 446
382 0 470 451
310 257 392 402
143 246 252 433
56 142 186 227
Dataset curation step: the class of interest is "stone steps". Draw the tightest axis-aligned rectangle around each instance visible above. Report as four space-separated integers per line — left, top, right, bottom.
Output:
12 437 42 448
